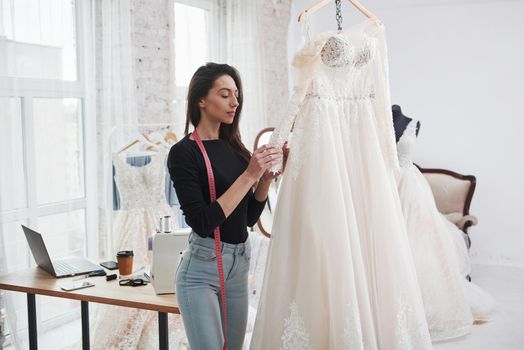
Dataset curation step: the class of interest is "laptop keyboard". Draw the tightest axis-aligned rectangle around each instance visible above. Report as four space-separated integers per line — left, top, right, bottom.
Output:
54 259 100 275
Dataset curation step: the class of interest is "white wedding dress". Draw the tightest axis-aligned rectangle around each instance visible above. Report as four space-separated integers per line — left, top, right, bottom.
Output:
91 149 189 349
397 119 495 341
251 19 431 350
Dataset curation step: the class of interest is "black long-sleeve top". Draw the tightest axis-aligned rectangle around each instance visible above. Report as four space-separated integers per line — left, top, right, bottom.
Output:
167 135 266 244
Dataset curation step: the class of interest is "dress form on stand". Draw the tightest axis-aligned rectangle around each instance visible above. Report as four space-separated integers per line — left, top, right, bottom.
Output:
392 104 420 142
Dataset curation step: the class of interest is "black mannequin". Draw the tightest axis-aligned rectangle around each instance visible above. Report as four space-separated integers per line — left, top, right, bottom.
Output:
392 104 420 142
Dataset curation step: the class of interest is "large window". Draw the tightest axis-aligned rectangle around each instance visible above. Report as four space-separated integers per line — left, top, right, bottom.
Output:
1 0 78 81
171 0 217 136
0 0 96 342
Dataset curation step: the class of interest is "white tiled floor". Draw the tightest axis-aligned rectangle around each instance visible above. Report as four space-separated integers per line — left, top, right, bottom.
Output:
5 264 524 349
4 314 81 350
434 264 524 350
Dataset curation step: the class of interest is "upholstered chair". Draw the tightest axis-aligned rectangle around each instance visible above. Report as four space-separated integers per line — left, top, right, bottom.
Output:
416 165 478 250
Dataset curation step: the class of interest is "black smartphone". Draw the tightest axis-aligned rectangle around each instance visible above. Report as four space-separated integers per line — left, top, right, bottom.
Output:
87 270 107 277
100 261 118 270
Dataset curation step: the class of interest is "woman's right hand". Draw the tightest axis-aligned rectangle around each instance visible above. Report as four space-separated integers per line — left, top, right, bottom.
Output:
245 144 282 182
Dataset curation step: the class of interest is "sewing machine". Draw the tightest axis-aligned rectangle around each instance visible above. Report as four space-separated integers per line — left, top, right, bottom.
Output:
150 228 191 295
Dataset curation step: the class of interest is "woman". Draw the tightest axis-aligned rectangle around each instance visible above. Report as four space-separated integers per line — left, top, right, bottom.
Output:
168 62 283 350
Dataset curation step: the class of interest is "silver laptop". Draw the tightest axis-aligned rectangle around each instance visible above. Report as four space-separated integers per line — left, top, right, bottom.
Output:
22 225 102 278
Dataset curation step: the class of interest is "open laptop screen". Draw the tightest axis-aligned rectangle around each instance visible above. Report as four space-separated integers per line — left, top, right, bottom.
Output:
21 225 56 276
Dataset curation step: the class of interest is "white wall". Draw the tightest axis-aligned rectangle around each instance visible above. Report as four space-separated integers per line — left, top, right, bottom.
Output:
289 0 524 267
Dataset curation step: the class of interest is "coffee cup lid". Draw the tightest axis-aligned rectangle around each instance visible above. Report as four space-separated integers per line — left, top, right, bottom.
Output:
117 250 134 257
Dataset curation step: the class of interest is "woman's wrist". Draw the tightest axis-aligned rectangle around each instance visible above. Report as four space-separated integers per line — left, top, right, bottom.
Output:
254 177 271 201
257 176 270 189
242 170 259 186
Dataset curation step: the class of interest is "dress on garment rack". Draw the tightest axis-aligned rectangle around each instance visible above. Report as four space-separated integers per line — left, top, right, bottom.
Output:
112 155 187 228
397 119 495 341
91 149 189 349
110 149 175 266
250 19 431 350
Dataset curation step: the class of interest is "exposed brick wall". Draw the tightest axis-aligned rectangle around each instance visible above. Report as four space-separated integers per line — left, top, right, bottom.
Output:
128 0 291 128
258 0 291 127
131 0 172 126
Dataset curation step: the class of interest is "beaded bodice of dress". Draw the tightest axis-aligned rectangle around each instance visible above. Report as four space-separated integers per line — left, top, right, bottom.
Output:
269 18 400 178
275 30 378 177
397 119 419 168
113 150 169 210
306 32 376 102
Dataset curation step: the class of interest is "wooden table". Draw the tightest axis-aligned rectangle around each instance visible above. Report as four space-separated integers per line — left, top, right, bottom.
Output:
0 267 180 350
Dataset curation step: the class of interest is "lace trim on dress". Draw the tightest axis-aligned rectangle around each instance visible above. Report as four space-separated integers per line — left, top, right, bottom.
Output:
343 304 365 349
397 119 418 168
280 301 315 350
279 300 368 349
394 293 432 350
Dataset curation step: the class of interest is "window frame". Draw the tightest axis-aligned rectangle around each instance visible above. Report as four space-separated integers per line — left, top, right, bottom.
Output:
0 0 97 274
169 0 218 135
0 0 98 338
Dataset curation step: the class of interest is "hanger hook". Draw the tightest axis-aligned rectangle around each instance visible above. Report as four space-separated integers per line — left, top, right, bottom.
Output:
335 0 343 31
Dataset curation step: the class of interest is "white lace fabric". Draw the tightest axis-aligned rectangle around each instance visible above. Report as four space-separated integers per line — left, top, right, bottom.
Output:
397 119 419 168
269 18 399 179
112 150 169 210
397 119 495 341
251 19 432 350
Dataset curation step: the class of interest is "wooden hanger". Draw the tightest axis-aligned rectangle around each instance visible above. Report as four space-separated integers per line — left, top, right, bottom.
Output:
117 139 140 154
117 133 158 155
143 130 177 151
298 0 377 22
163 130 178 144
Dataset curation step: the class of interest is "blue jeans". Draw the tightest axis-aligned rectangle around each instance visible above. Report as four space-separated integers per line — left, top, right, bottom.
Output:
176 233 251 350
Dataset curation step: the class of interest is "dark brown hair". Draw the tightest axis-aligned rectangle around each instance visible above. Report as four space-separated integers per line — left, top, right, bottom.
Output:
185 62 251 163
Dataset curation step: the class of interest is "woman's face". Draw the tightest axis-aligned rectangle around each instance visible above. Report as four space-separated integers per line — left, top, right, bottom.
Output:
199 75 239 124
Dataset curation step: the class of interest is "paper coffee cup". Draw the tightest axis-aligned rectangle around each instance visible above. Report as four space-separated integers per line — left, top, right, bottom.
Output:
116 250 134 276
